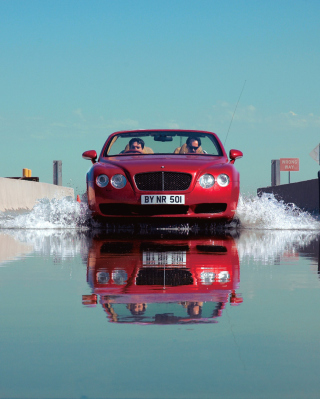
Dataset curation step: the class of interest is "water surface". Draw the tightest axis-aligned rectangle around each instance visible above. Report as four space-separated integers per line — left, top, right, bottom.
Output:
1 195 320 399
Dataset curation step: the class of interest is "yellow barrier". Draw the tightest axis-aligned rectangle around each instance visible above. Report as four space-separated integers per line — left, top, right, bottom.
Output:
22 169 32 178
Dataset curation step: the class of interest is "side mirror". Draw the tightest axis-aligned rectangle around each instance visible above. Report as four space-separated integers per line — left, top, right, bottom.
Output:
82 150 97 164
229 149 243 164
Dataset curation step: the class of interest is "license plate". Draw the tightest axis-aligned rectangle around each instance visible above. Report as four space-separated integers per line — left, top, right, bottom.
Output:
143 251 187 266
141 195 185 204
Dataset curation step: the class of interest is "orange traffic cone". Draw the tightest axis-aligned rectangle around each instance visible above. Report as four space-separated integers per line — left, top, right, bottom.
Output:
76 195 81 203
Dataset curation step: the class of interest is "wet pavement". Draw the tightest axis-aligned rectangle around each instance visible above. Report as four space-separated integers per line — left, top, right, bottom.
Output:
1 226 320 399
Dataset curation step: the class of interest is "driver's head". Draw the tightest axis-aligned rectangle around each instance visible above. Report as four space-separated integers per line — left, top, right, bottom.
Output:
129 138 145 152
186 137 201 153
127 303 147 315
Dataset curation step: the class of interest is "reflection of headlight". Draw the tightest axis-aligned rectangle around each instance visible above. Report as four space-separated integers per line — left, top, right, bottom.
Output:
199 174 215 188
111 174 127 189
217 174 229 187
96 174 109 187
112 269 128 285
200 271 215 284
218 271 230 282
97 272 110 284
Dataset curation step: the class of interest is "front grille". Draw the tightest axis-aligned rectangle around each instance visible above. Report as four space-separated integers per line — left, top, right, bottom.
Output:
136 268 193 286
135 172 192 191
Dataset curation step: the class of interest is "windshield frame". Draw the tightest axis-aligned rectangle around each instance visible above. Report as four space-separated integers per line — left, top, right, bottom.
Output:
101 130 225 158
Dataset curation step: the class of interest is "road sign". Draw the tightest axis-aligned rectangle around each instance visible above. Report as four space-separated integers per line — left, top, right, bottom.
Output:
280 158 299 171
309 144 320 164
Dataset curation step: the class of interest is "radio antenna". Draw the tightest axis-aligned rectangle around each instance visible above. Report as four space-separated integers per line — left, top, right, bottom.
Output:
224 80 246 146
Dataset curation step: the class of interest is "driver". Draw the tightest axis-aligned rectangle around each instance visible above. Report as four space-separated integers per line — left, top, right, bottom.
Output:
127 138 145 153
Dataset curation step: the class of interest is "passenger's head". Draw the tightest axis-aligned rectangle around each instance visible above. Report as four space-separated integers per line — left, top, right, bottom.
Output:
186 137 201 153
187 301 203 317
129 138 145 152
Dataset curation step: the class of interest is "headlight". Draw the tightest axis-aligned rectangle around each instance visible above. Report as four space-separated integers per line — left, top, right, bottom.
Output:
111 174 127 189
96 174 109 187
112 270 128 285
218 271 230 282
97 272 110 284
200 271 215 285
199 174 215 188
217 174 229 187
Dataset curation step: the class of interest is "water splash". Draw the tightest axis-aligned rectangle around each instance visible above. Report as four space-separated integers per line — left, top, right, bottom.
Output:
0 193 319 231
0 197 91 230
237 193 320 230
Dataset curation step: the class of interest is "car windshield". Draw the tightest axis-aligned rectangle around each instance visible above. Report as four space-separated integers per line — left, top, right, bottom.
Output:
104 131 223 157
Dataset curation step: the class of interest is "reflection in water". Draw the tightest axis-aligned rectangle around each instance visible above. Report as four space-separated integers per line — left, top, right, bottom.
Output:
2 227 320 270
2 194 320 398
0 229 90 263
0 232 33 266
237 230 320 265
1 227 320 398
82 234 243 324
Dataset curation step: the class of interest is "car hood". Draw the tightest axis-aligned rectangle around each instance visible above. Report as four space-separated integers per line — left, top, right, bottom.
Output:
101 155 229 174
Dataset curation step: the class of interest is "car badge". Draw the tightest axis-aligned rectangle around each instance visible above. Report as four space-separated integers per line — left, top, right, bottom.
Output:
161 166 165 168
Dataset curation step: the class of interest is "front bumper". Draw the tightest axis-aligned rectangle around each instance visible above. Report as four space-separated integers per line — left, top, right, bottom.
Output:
88 181 239 220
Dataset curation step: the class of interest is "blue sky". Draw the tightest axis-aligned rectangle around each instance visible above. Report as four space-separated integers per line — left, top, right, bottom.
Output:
1 0 320 194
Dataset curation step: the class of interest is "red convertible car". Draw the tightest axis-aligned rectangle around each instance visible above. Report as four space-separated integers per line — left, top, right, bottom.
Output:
82 129 243 220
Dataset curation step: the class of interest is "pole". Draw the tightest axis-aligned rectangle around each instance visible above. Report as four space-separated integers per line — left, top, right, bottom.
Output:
271 160 280 186
288 171 290 184
318 171 320 214
53 161 62 186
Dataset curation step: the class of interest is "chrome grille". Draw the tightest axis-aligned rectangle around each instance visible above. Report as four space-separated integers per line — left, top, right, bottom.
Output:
135 172 192 191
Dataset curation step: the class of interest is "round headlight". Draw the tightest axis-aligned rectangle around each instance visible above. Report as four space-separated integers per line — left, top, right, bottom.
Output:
200 271 215 285
97 272 110 284
218 271 230 282
111 174 127 189
217 174 229 187
112 270 128 285
199 174 215 188
96 174 109 187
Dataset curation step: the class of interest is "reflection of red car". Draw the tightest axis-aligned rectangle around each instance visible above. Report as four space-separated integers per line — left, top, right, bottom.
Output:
82 129 243 220
82 235 243 324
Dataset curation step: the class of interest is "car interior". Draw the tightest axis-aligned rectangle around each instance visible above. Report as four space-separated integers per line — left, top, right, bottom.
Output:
105 132 223 157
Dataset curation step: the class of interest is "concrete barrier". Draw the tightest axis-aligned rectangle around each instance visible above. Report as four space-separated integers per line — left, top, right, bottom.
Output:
257 178 319 213
0 177 74 212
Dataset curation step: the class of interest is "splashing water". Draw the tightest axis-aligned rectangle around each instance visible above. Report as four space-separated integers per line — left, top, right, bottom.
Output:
236 193 320 230
0 193 319 231
0 197 92 229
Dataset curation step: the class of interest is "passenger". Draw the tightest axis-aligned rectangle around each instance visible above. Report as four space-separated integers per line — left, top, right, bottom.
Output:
174 137 204 154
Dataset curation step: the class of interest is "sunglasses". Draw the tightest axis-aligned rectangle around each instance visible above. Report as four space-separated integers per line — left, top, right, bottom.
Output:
190 146 199 150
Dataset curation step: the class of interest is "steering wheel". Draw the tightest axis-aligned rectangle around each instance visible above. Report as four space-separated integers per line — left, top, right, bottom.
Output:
125 149 142 154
